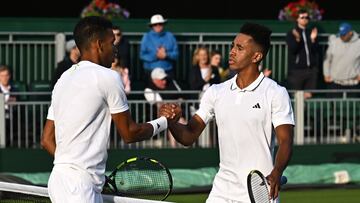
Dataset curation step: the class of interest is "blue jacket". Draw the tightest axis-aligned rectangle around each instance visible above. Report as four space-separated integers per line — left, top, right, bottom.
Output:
140 30 179 71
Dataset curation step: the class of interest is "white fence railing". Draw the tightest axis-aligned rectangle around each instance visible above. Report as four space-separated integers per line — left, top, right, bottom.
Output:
0 32 331 86
1 90 360 149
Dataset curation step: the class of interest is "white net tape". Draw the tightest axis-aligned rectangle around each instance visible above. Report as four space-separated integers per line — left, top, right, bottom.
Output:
0 181 174 203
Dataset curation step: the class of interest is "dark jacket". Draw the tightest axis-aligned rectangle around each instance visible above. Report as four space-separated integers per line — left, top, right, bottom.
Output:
189 65 221 90
51 56 74 88
115 36 130 68
286 25 320 71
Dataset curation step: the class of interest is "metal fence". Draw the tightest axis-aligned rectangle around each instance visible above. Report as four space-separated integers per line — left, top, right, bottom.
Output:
1 90 360 149
0 32 330 88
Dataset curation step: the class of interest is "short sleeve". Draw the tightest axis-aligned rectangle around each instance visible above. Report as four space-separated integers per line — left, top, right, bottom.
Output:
47 105 54 120
195 86 216 124
271 87 295 128
104 72 129 114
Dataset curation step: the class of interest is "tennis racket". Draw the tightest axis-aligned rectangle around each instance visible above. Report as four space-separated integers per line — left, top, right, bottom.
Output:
103 157 173 201
247 170 287 203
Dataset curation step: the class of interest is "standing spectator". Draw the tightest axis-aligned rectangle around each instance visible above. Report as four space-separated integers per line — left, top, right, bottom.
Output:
190 47 220 147
140 14 179 82
0 65 17 117
210 50 229 82
190 47 221 92
111 58 131 94
51 39 80 88
323 22 360 97
112 25 131 72
0 64 18 146
286 9 320 99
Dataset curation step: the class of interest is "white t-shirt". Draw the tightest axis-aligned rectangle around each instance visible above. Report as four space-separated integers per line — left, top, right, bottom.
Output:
196 72 294 202
47 61 129 191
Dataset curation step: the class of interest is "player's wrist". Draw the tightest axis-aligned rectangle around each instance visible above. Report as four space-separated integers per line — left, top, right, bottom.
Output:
147 116 168 136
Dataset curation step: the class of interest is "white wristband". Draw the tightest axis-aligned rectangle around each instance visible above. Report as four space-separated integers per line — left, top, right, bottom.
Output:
147 116 168 136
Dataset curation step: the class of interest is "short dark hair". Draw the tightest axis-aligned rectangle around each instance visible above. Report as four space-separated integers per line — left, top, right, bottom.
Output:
240 22 272 56
298 8 308 16
73 16 113 52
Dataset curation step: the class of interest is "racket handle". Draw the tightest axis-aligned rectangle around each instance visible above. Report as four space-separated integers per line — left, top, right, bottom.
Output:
280 176 287 185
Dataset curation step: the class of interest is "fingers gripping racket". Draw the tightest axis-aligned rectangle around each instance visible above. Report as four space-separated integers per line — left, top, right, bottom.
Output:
103 157 173 201
247 170 287 203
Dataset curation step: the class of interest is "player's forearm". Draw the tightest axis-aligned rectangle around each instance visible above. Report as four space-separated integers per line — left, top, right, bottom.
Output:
125 123 153 143
273 142 292 175
41 120 56 156
168 117 203 146
273 124 294 174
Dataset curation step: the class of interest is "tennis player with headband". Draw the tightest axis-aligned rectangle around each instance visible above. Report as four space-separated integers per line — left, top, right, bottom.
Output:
41 16 172 203
160 23 294 203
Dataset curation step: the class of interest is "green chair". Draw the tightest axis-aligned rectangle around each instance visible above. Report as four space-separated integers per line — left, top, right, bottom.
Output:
11 81 28 101
28 80 52 101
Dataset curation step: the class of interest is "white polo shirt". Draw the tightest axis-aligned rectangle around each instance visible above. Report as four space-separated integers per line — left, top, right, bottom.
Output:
196 72 294 202
47 61 129 191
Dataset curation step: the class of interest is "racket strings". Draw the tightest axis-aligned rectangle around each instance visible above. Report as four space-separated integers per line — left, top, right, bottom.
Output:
250 174 270 203
114 162 170 200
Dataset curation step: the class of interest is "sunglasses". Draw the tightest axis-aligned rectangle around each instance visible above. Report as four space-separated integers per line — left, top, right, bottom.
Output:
299 16 310 20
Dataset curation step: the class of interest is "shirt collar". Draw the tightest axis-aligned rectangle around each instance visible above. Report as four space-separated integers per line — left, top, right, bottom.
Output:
230 72 265 92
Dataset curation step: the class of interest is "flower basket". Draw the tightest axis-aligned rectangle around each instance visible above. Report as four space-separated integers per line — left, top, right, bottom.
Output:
278 0 324 21
81 0 130 20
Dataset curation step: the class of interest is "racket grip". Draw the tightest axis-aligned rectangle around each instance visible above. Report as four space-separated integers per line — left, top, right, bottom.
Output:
280 176 287 185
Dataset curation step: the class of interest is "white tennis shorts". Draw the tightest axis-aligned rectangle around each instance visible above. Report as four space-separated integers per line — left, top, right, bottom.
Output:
48 164 103 203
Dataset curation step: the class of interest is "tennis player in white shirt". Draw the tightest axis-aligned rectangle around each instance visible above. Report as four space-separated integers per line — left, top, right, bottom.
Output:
160 22 294 203
41 16 171 203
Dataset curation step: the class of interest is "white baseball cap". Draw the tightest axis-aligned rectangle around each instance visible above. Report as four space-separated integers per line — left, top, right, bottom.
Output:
151 68 167 80
149 14 167 25
65 39 76 52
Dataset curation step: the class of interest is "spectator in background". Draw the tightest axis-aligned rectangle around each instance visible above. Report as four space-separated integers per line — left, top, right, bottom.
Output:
144 68 184 147
0 65 17 117
51 39 80 88
286 9 320 99
140 14 179 82
210 50 229 82
323 22 360 97
111 58 131 94
112 25 131 72
190 47 220 93
0 64 18 146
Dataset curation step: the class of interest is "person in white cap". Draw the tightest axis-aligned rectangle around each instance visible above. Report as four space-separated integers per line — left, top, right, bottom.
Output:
140 14 179 83
51 39 80 88
144 67 184 147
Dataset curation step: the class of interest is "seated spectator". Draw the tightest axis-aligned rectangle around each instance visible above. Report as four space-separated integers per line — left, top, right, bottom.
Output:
144 68 185 148
111 58 131 94
51 39 80 88
189 47 221 93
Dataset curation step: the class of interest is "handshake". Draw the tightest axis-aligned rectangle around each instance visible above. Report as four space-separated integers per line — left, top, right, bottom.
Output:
159 103 182 124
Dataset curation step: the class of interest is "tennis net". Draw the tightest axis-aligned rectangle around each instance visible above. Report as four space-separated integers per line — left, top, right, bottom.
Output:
0 181 174 203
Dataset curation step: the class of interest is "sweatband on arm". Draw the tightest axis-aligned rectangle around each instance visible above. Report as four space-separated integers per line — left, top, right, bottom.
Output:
147 116 168 136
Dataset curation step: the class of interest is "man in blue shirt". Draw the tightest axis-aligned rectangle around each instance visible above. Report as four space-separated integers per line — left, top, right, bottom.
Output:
140 14 179 82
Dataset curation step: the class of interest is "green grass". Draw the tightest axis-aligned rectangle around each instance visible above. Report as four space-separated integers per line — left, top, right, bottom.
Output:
281 188 360 203
165 188 360 203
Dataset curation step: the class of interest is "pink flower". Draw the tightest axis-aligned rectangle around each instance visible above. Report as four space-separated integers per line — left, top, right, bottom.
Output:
278 0 324 21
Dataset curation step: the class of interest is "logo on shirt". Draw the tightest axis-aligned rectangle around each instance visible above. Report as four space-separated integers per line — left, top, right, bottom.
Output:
252 103 261 109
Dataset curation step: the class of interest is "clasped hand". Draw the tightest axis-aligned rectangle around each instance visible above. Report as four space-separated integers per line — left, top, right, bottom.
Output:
159 103 182 124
